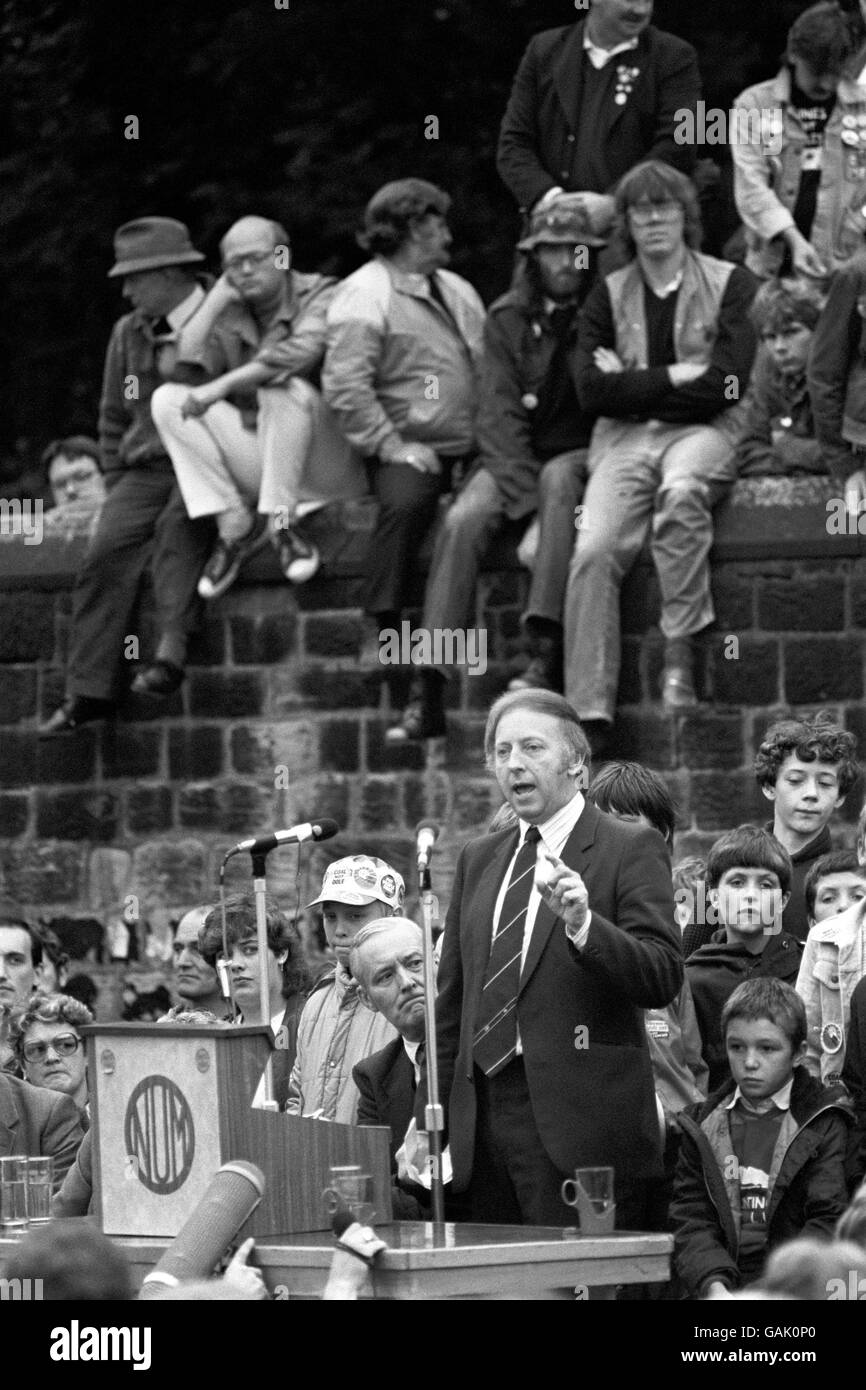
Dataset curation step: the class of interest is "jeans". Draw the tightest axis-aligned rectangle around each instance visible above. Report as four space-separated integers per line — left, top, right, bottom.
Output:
564 418 738 722
422 452 587 672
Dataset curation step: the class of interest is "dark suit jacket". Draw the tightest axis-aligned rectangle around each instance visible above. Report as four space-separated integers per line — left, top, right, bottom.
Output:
497 20 700 212
433 802 682 1194
354 1037 427 1220
0 1072 85 1188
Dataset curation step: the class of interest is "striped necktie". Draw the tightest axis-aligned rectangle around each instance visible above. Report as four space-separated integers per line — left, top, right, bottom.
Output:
473 826 541 1077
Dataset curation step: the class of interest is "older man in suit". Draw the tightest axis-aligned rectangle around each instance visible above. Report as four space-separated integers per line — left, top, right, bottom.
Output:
427 689 682 1228
497 0 700 235
0 1071 85 1189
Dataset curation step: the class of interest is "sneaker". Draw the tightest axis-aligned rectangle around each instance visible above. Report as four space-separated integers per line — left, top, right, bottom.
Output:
507 632 563 693
198 519 269 600
662 666 698 711
130 660 185 697
38 695 115 739
274 527 320 584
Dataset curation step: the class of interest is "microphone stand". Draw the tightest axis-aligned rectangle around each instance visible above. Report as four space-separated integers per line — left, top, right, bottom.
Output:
251 848 279 1111
419 856 445 1225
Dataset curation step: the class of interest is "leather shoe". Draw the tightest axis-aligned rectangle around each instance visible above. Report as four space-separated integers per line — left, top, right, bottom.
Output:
385 696 447 743
130 660 185 697
38 696 114 738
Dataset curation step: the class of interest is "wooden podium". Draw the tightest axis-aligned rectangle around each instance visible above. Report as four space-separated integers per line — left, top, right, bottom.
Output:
82 1024 393 1239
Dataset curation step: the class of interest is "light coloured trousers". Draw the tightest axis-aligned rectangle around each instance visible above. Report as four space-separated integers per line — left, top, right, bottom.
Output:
564 417 738 722
151 378 365 538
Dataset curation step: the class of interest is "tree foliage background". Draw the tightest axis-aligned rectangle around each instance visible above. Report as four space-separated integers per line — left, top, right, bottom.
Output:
0 0 845 483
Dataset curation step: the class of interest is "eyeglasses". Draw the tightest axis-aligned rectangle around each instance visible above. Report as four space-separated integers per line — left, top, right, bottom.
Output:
223 250 274 273
628 199 683 224
22 1033 82 1063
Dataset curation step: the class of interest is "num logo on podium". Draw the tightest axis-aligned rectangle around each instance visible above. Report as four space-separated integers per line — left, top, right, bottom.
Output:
123 1075 195 1194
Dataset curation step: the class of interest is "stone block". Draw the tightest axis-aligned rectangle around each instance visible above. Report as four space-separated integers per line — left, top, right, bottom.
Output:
100 725 162 780
708 637 781 706
303 614 360 659
220 782 268 835
88 847 132 915
0 668 37 723
757 573 845 631
784 638 863 704
710 569 755 630
0 791 30 838
690 772 765 831
231 722 319 779
36 788 120 841
0 842 85 904
675 712 745 770
296 666 380 711
126 787 174 835
189 671 265 718
168 726 225 780
360 777 402 833
131 839 208 909
178 784 222 830
615 711 677 769
319 718 360 772
230 612 297 665
0 592 56 662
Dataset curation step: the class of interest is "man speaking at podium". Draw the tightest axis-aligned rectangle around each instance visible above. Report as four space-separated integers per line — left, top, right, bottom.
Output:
428 689 681 1228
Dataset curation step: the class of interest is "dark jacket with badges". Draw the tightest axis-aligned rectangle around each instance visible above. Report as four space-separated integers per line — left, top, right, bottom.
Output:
687 928 804 1093
497 20 700 212
477 265 594 519
672 1069 852 1298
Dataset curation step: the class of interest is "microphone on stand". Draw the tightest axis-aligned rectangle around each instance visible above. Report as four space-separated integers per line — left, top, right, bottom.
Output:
415 819 439 870
225 819 339 860
139 1161 265 1296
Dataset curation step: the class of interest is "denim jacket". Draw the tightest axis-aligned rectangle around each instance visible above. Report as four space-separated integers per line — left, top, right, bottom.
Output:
732 67 866 278
796 899 866 1085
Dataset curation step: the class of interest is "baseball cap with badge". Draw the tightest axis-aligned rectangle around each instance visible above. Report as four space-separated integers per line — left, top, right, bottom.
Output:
517 204 607 252
108 217 205 278
307 856 405 911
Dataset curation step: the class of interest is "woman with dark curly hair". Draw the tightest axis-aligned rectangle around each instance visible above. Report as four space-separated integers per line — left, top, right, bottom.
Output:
198 893 313 1101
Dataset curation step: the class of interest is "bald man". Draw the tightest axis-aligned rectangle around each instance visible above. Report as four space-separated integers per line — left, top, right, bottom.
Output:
172 906 225 1016
151 215 365 600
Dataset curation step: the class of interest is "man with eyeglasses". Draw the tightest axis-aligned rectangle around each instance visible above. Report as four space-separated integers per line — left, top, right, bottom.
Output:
151 215 366 600
566 161 758 752
41 437 106 539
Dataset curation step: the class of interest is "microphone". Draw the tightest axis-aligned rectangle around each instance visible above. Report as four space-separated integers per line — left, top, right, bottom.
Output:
227 819 339 859
140 1160 265 1296
415 819 439 869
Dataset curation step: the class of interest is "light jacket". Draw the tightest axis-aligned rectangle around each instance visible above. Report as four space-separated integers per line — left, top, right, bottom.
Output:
672 1069 852 1297
645 977 709 1123
284 963 396 1123
323 258 485 461
732 68 866 279
796 898 866 1085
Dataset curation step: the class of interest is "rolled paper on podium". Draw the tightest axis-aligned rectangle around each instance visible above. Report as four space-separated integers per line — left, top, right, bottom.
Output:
140 1159 265 1296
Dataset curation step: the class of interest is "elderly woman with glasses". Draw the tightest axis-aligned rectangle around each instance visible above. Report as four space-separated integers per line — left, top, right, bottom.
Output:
14 993 93 1123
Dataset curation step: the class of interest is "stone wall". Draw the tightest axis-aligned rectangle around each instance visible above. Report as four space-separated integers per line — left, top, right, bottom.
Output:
1 478 864 965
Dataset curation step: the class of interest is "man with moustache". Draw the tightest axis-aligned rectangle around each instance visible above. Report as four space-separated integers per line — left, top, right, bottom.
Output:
323 178 485 729
151 214 365 599
497 0 700 236
386 205 599 740
171 905 225 1017
424 688 681 1228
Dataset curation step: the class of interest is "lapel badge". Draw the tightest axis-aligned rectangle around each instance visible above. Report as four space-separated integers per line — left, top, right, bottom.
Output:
820 1021 844 1054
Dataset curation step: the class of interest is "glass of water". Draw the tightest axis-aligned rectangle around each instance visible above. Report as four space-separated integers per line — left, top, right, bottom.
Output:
25 1156 54 1225
0 1157 29 1236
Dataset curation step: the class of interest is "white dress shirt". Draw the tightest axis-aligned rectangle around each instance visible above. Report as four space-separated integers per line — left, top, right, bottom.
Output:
583 31 639 70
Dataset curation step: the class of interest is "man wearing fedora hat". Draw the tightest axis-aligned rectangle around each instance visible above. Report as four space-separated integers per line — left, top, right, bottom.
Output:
385 204 599 742
39 217 214 735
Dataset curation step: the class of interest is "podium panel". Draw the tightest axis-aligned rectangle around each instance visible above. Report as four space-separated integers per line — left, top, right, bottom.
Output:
84 1024 393 1239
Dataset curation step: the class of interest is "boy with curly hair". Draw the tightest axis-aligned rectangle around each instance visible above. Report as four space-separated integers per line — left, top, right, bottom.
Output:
755 713 859 941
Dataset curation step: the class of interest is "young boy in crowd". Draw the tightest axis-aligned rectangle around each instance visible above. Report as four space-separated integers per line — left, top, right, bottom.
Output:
687 825 802 1092
672 978 852 1299
736 278 826 477
588 763 707 1167
755 713 859 941
797 832 866 1085
285 855 405 1123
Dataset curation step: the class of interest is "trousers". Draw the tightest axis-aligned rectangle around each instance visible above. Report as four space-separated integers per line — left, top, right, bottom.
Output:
67 465 212 700
563 417 737 721
422 451 587 670
151 378 366 536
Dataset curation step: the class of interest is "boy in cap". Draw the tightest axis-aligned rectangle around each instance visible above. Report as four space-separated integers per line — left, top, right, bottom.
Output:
285 855 405 1122
39 217 214 733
